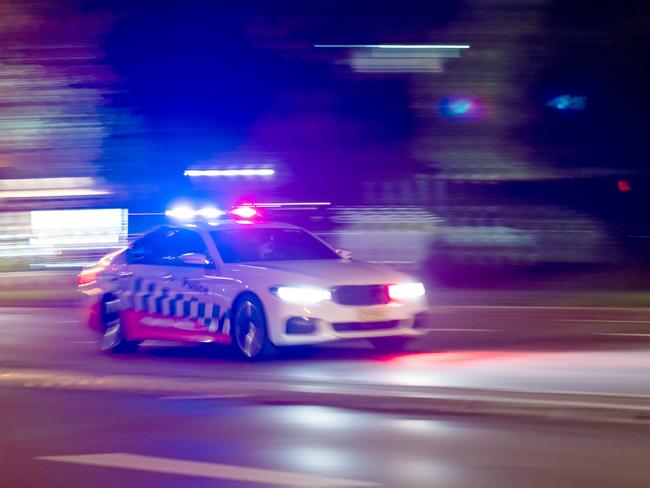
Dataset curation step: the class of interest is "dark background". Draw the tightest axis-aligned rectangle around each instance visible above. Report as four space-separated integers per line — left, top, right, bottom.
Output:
1 0 649 267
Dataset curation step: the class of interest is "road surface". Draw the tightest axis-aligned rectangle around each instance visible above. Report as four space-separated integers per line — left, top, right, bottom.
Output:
1 305 649 487
2 386 649 488
1 306 649 397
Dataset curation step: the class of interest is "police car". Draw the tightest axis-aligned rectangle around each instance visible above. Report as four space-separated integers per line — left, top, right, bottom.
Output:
78 206 429 359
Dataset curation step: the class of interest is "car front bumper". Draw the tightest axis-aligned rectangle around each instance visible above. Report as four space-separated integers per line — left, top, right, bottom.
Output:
263 295 429 346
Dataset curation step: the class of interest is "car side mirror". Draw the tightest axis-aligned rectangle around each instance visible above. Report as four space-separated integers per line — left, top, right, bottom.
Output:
336 248 353 261
179 252 211 267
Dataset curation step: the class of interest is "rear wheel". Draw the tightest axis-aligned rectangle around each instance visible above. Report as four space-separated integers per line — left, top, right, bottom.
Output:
231 297 274 360
369 337 413 354
100 297 139 354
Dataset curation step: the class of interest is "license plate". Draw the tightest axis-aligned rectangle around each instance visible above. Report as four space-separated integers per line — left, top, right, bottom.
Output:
357 308 388 322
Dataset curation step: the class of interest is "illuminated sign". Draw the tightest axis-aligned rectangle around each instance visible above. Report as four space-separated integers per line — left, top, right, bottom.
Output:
30 209 128 249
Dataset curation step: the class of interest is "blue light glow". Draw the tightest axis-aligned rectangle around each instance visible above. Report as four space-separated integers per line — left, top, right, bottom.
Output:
448 99 472 115
197 207 225 219
439 97 482 119
165 206 195 220
547 95 587 111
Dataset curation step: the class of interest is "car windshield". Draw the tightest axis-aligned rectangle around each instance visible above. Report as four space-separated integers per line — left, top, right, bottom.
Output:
210 227 339 263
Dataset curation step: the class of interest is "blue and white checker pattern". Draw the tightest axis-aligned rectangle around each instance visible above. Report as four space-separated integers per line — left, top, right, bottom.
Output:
123 278 227 333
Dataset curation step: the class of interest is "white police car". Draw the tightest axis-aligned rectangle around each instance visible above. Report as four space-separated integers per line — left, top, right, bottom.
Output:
78 207 429 359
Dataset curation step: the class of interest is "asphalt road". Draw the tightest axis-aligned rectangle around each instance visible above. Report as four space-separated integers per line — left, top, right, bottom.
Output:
1 305 650 487
1 306 649 397
2 387 650 488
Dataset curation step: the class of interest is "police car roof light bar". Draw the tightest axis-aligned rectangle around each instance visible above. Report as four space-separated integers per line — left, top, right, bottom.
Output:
165 205 260 222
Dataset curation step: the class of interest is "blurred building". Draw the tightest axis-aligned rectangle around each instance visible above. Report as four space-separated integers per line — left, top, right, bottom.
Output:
0 2 128 269
0 0 647 275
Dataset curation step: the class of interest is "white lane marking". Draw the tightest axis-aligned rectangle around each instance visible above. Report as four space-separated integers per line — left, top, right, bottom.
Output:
427 328 496 332
430 305 650 312
9 371 648 403
160 393 251 400
38 453 377 487
4 368 650 415
553 319 650 324
594 333 650 337
0 307 77 314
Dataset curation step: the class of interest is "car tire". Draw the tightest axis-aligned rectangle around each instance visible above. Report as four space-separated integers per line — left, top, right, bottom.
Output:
231 296 274 360
100 297 139 354
369 337 413 354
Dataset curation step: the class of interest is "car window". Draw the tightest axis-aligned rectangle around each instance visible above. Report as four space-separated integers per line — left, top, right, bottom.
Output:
155 228 210 267
129 228 209 266
127 228 168 265
210 227 339 263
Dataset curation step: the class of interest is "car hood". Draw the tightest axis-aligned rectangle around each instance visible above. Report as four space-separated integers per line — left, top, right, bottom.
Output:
225 259 413 287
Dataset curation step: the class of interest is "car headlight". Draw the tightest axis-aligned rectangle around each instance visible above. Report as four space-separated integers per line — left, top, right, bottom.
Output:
271 286 332 304
388 282 426 300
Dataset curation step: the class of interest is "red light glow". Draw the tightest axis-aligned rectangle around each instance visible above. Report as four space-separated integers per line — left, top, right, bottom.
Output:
617 180 631 192
230 206 259 219
77 266 103 286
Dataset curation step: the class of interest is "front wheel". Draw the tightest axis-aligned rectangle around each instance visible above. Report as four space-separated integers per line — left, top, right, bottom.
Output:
100 298 139 354
369 337 413 354
231 297 274 360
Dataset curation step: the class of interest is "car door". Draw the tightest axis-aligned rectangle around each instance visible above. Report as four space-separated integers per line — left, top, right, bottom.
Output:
157 228 229 341
120 227 229 343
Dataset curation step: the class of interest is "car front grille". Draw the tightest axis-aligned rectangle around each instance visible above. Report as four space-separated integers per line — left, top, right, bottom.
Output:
332 285 389 306
332 320 399 332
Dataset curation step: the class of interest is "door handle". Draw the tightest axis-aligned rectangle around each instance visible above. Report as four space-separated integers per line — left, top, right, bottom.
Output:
119 271 133 279
161 273 175 282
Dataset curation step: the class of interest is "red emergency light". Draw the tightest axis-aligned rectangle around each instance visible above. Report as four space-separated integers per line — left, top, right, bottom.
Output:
230 206 259 219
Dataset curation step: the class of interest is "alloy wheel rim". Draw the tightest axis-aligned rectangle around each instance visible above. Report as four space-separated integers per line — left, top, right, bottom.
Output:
100 316 122 351
236 302 263 357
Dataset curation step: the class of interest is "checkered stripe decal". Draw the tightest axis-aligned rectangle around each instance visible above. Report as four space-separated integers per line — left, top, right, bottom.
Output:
123 278 226 333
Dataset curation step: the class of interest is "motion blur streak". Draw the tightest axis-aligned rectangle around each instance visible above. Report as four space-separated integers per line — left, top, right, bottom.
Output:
0 178 97 190
0 177 110 198
184 169 275 177
314 44 471 49
252 202 332 207
0 189 109 198
0 209 127 266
